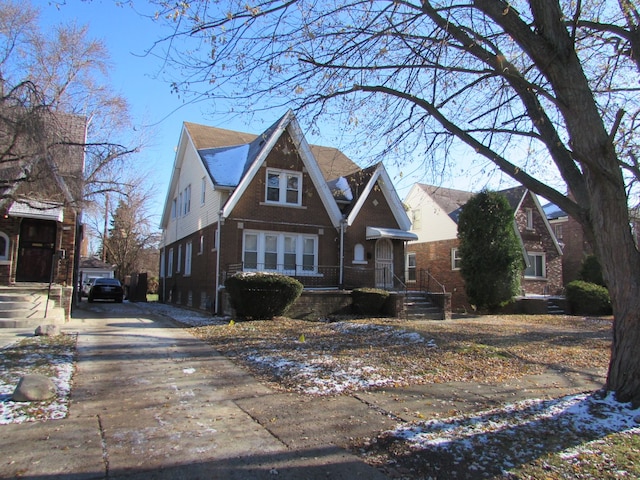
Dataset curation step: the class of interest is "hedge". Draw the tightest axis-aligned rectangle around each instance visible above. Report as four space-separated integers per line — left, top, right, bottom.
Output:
224 272 303 320
565 280 612 316
352 288 390 315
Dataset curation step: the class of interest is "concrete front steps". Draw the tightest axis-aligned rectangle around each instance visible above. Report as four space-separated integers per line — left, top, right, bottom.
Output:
404 291 443 320
0 284 66 328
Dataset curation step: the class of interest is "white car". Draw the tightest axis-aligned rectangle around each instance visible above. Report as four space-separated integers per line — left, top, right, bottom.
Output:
81 278 99 297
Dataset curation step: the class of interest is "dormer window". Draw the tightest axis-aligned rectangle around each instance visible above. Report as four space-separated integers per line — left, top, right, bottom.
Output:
266 168 302 206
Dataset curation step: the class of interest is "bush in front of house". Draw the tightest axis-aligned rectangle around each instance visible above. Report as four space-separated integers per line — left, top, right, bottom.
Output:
565 280 612 315
224 272 303 320
351 288 390 315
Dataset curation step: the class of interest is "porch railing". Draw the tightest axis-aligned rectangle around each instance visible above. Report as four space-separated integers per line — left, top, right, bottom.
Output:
222 263 409 290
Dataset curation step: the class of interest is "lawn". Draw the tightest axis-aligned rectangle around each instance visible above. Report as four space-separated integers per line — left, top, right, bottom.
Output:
2 305 638 479
188 312 639 479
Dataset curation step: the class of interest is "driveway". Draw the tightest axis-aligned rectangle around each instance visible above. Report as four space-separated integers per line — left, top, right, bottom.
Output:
0 301 389 479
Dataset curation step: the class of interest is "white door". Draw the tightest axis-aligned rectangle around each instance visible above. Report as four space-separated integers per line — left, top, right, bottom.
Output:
375 238 394 288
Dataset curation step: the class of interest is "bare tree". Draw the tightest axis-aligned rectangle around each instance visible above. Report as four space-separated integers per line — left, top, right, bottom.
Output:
0 0 140 209
152 0 640 403
102 186 161 281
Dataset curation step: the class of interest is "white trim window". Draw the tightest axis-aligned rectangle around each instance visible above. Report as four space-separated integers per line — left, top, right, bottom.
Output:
177 244 182 273
160 250 165 278
185 241 192 276
265 168 302 206
183 184 191 215
242 230 318 274
406 252 416 282
167 248 174 277
525 252 546 278
171 198 177 219
526 208 534 230
200 177 206 205
451 248 462 270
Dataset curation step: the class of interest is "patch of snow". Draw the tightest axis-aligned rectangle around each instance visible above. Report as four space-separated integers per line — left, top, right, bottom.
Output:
331 322 427 344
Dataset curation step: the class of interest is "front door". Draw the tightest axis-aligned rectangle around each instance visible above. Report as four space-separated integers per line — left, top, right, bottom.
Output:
16 219 57 282
375 238 394 289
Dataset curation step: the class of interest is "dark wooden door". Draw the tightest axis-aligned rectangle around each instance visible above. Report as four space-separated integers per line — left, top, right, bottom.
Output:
16 219 57 282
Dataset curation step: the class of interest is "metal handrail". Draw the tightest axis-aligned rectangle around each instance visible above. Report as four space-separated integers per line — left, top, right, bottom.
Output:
419 268 446 294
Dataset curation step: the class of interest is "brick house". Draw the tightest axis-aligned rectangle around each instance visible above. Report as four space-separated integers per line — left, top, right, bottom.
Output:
158 110 416 314
0 112 86 288
404 184 563 311
544 203 593 285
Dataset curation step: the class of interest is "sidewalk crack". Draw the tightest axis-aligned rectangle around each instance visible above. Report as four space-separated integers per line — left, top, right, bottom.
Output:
97 414 110 477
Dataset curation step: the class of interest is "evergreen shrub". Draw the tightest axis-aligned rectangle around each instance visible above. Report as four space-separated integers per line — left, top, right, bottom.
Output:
224 272 303 320
565 280 612 315
352 288 390 315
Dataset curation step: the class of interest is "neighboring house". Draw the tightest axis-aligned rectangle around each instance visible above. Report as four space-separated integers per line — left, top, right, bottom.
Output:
78 256 116 285
0 112 86 291
544 203 593 285
404 184 563 310
158 110 416 313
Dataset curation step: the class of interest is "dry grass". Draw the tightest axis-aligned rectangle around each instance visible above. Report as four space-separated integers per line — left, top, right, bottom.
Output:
191 314 611 393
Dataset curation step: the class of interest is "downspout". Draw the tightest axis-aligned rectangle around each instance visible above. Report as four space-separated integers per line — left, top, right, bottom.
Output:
214 210 223 314
339 217 346 287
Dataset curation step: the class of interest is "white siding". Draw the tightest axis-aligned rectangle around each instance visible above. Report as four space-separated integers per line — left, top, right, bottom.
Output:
404 185 459 243
162 145 225 245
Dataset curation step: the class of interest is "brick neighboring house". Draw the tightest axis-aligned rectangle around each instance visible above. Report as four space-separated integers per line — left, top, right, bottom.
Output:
0 112 86 287
158 110 417 314
544 203 593 285
404 184 563 311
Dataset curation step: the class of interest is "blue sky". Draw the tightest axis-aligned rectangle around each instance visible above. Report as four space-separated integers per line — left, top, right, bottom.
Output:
33 0 494 226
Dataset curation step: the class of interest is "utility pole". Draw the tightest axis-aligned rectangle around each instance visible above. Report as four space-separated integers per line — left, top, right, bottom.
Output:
102 193 109 262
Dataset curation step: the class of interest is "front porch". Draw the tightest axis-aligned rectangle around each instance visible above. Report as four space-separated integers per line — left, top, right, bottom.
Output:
0 283 72 328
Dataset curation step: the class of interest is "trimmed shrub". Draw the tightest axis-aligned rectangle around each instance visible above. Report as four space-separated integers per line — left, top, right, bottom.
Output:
224 272 303 320
351 288 390 315
565 280 612 315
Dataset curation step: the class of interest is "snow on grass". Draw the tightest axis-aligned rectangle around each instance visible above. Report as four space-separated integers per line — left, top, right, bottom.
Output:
0 334 76 424
379 391 640 477
246 351 404 395
330 321 429 345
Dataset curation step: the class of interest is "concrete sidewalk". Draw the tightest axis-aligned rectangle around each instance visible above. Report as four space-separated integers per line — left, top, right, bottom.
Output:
0 304 390 479
0 302 605 479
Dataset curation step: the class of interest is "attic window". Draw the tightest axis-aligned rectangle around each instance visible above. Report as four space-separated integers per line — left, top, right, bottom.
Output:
266 168 302 206
526 208 534 230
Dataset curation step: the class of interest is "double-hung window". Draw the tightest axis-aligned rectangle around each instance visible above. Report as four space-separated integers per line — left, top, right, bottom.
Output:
406 253 416 282
185 241 192 276
524 252 545 278
167 248 174 277
266 169 302 206
242 230 318 274
451 248 462 270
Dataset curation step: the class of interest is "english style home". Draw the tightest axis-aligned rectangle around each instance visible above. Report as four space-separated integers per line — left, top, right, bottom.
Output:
158 111 417 314
404 184 563 311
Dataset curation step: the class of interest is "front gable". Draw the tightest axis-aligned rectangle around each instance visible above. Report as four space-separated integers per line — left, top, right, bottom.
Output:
220 111 343 228
345 163 413 233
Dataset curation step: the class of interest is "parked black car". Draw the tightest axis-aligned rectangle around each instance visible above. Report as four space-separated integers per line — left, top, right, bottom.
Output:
88 278 124 303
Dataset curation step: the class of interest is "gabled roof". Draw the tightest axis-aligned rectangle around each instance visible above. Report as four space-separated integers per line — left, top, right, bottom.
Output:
497 186 563 255
344 162 413 232
416 184 475 223
184 119 360 187
218 111 344 227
